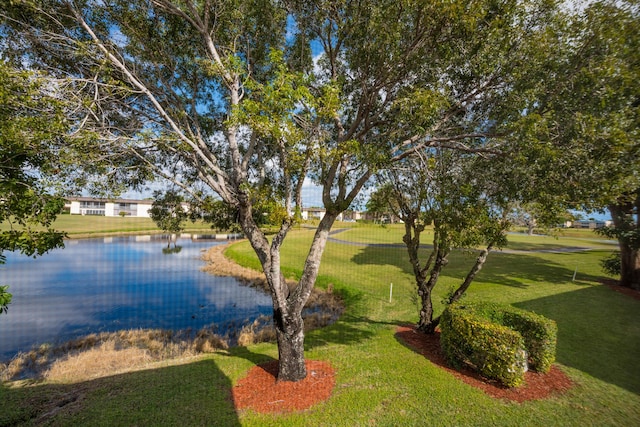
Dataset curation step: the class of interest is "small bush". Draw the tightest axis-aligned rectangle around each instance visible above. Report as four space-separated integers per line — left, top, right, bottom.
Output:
440 302 557 387
441 304 527 387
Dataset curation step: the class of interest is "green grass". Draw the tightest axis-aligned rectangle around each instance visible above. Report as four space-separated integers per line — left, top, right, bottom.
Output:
333 223 616 251
2 223 638 426
0 214 216 238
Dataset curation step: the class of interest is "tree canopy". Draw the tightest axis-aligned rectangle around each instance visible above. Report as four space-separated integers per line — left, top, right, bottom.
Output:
374 149 510 332
0 62 71 313
149 190 189 247
510 0 640 288
0 62 67 264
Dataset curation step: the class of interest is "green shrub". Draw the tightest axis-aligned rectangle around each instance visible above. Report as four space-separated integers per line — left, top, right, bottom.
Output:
440 304 527 387
500 307 557 373
440 302 557 387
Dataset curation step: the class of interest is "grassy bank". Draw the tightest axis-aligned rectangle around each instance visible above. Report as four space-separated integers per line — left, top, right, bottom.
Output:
0 214 215 238
2 225 638 426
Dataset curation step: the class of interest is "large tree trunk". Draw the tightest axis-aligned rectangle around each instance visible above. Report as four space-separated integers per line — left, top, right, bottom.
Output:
527 221 535 236
401 215 448 334
271 212 337 381
273 304 306 381
609 200 640 290
416 285 436 333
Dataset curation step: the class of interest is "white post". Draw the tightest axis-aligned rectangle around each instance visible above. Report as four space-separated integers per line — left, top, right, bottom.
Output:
389 283 393 303
572 266 578 282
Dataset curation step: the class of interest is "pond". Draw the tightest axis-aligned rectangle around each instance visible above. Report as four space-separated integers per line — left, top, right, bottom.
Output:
0 236 273 361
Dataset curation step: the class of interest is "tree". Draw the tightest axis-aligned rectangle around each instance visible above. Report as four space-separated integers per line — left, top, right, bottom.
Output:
197 198 243 233
597 194 640 288
1 0 567 379
149 190 189 247
0 285 11 314
376 151 509 333
508 202 574 235
574 2 640 290
0 62 68 263
514 1 640 289
0 62 70 314
365 186 396 224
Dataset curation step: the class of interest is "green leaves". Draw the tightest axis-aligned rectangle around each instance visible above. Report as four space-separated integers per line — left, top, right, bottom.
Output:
0 285 11 314
525 1 640 208
441 302 557 387
0 63 68 265
393 88 450 134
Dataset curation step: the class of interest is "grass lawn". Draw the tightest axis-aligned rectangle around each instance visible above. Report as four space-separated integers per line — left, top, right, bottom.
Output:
0 214 216 238
333 223 617 251
1 223 638 426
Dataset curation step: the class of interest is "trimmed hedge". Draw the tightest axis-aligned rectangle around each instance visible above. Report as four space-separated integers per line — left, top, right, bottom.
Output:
440 302 557 387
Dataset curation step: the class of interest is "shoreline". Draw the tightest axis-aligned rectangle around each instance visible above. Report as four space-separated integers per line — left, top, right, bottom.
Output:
1 240 344 382
201 241 344 322
201 242 272 287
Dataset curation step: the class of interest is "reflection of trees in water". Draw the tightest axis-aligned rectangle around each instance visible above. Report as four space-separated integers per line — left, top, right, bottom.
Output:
162 245 182 255
162 233 181 249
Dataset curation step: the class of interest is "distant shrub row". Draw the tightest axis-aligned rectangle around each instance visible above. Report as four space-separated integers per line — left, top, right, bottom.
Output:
440 302 557 387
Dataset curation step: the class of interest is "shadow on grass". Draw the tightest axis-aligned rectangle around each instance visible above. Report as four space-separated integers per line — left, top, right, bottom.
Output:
304 312 398 351
0 359 241 426
223 345 277 366
502 242 594 252
0 302 384 427
516 285 640 395
350 245 603 288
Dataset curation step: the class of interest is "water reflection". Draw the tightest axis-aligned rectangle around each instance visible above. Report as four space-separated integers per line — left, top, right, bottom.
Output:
162 246 183 255
0 236 272 360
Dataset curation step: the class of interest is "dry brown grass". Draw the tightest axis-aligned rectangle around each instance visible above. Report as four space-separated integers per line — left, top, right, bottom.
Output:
237 315 277 346
44 342 153 382
201 244 268 286
202 242 345 330
0 327 228 382
0 299 340 382
193 329 229 353
234 304 342 347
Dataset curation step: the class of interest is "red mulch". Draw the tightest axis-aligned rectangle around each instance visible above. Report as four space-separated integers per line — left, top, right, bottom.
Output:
602 279 640 301
232 360 335 414
395 325 573 402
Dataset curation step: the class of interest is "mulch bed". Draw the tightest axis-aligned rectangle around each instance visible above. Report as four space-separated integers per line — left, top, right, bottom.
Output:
602 279 640 301
232 360 336 414
395 325 573 402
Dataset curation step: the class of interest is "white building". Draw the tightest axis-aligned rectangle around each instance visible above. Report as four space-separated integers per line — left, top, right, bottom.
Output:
301 207 327 221
68 197 154 218
300 207 362 222
565 219 613 229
